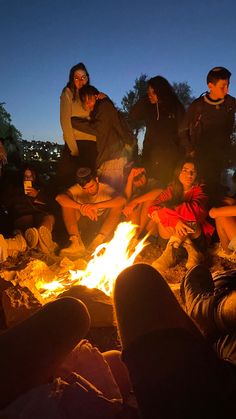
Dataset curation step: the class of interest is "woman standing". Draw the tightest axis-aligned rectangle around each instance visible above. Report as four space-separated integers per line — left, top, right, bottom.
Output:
58 63 97 189
130 76 185 186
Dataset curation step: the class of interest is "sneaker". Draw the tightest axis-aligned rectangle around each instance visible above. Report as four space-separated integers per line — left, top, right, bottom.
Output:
38 226 58 254
25 227 39 248
0 234 8 262
5 234 27 257
88 233 106 253
216 247 236 263
60 235 86 259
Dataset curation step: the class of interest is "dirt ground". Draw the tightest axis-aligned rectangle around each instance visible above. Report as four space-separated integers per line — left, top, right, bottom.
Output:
0 242 235 351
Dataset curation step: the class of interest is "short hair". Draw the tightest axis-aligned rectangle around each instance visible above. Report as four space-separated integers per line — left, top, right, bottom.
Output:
207 67 231 84
79 85 99 104
76 167 96 187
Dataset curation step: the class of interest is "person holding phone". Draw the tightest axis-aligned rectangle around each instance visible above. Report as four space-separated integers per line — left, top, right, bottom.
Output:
1 165 57 255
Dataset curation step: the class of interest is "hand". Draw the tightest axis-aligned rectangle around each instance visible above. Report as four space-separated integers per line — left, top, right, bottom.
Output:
175 220 194 237
223 196 236 206
25 187 39 198
150 210 160 223
97 92 107 99
122 203 136 217
128 167 145 181
80 203 98 221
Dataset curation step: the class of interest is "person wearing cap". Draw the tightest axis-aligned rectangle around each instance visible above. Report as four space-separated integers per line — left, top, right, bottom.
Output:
180 66 236 205
56 167 126 258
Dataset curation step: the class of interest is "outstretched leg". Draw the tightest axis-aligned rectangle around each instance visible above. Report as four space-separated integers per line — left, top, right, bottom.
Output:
0 297 90 409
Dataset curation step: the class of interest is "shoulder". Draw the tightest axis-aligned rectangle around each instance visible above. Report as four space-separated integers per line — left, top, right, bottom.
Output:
67 183 83 196
224 94 236 108
60 87 72 100
99 182 115 195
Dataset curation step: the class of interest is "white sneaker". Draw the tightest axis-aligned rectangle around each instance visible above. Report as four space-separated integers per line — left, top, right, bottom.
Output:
216 247 236 263
38 226 58 254
25 227 39 248
60 235 86 259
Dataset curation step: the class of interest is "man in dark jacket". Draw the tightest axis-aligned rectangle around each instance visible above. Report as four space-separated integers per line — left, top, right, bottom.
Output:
71 85 137 192
180 67 236 204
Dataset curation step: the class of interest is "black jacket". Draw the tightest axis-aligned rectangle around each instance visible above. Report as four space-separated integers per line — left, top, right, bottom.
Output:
72 98 136 167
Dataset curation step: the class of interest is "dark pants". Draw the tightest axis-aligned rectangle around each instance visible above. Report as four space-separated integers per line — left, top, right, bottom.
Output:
113 263 236 419
56 141 97 191
181 265 236 365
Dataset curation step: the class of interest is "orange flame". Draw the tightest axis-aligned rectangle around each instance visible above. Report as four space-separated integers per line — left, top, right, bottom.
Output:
39 222 148 298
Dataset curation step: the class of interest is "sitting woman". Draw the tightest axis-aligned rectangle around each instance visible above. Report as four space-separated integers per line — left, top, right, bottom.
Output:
209 196 236 262
148 158 214 271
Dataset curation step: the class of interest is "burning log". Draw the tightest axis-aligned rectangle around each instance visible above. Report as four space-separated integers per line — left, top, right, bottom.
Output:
0 222 148 329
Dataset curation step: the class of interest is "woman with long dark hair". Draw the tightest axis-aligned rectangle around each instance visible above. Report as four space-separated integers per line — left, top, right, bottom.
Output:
130 75 185 186
148 158 214 270
58 63 97 189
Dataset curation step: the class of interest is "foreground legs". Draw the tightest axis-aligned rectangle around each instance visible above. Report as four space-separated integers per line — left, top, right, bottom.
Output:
0 297 90 409
113 263 235 418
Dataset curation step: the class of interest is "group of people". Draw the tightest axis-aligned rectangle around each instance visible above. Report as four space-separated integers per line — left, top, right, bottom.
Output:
0 63 236 417
0 64 236 266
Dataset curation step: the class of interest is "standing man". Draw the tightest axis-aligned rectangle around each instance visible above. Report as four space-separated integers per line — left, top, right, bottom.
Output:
180 67 236 204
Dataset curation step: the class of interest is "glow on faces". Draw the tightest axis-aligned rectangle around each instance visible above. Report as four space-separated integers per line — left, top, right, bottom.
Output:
179 162 197 191
82 178 99 196
208 79 229 100
73 70 88 90
147 86 158 104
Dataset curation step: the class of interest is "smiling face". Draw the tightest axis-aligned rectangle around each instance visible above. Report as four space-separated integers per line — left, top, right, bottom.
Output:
208 79 229 100
178 162 197 191
73 69 88 90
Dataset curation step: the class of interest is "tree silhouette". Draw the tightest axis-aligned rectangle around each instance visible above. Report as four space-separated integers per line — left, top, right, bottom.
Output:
172 82 195 109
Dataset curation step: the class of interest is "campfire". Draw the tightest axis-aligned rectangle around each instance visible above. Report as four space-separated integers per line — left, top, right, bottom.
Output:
37 222 148 298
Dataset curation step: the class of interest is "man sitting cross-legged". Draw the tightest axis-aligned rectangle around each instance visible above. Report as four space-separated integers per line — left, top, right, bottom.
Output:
56 167 126 258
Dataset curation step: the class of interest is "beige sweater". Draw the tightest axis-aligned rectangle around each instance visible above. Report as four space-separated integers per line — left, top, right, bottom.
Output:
60 87 96 156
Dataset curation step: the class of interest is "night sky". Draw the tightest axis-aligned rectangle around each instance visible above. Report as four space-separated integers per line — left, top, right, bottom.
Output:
1 0 236 143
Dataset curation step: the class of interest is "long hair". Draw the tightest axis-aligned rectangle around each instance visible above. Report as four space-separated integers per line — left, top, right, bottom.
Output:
167 158 199 207
65 63 90 101
148 76 184 112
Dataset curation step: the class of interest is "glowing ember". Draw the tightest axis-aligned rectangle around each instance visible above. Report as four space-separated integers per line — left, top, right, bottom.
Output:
39 222 148 298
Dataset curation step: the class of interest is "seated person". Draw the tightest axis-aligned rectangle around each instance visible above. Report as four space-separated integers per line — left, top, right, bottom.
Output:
148 158 214 271
209 196 236 262
122 165 159 238
71 85 137 192
113 263 236 418
1 165 57 255
56 167 126 258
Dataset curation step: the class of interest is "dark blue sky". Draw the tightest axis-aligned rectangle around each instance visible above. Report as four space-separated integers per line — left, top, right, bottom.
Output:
1 0 236 143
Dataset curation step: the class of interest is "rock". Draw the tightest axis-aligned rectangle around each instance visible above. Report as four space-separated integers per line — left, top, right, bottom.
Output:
2 285 42 328
58 285 114 328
